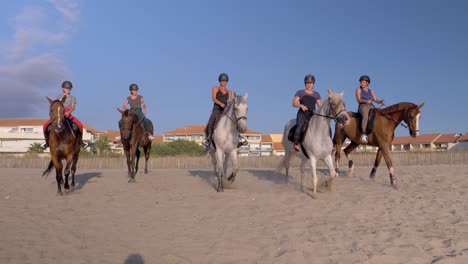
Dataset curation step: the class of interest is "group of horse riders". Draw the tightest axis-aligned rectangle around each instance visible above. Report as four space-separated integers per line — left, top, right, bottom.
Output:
40 73 383 152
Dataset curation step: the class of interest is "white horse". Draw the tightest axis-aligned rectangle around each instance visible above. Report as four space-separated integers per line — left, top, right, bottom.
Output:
209 92 248 192
276 89 350 198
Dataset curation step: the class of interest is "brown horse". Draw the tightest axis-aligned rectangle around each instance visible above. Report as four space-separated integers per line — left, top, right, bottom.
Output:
42 96 81 195
117 109 153 182
333 102 424 188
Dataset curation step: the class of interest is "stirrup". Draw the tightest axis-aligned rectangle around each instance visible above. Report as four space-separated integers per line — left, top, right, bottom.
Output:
40 142 48 150
202 138 210 147
237 137 248 148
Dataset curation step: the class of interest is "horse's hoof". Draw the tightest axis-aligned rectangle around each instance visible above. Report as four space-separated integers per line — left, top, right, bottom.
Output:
128 178 136 183
311 193 317 199
57 191 63 196
392 182 399 189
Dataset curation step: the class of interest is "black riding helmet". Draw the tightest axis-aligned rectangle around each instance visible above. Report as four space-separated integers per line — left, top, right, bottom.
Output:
62 80 73 89
359 75 371 84
218 73 229 82
129 83 139 91
304 74 315 84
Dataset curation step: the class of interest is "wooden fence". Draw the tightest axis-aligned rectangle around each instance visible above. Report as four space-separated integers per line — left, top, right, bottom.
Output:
0 151 466 170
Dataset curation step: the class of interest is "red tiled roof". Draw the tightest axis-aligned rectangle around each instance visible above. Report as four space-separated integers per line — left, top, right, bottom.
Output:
242 129 261 135
273 142 285 151
99 130 121 143
392 134 441 145
0 118 99 134
261 134 273 142
164 125 205 135
458 134 468 141
433 133 459 143
152 135 164 144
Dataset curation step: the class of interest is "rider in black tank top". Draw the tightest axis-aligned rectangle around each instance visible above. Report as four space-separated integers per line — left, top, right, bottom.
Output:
213 89 229 111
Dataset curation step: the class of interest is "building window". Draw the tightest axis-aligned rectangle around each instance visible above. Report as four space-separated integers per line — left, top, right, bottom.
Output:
21 128 34 133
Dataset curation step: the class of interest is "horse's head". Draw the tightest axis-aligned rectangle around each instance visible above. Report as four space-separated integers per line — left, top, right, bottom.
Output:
326 89 350 126
233 92 248 133
47 96 66 133
404 103 424 137
117 108 138 140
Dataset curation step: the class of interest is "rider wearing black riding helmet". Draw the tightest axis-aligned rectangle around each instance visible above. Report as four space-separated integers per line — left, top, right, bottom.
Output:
41 81 87 149
355 75 385 143
203 73 248 148
120 83 154 141
292 74 322 152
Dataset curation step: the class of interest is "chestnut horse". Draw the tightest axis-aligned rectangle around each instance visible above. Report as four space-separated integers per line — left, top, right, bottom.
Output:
333 102 424 188
42 96 81 195
117 109 153 182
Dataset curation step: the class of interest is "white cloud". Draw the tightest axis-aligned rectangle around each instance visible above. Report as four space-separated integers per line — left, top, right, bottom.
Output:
0 0 79 118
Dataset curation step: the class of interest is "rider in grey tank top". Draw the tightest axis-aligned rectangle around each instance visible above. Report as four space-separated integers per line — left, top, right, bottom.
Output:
356 75 385 144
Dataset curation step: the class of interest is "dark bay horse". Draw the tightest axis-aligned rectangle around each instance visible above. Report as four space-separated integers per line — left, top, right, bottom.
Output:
117 109 153 182
333 102 424 188
42 96 81 195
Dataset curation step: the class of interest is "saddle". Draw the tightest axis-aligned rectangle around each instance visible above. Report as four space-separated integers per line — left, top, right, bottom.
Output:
350 108 377 134
46 119 80 134
287 122 309 143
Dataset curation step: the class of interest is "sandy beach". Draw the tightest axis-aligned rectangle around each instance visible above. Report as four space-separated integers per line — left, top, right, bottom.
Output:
1 164 468 264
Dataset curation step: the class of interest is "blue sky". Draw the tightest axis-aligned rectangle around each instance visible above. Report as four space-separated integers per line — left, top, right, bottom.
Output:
1 0 467 136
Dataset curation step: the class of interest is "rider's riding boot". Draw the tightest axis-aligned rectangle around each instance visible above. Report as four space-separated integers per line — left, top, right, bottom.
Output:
237 136 249 148
40 132 50 150
360 134 368 144
76 131 87 148
293 144 300 152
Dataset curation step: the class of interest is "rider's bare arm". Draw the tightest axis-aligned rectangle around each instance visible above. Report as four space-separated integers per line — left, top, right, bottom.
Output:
292 96 307 111
121 99 129 111
371 90 384 104
141 96 147 115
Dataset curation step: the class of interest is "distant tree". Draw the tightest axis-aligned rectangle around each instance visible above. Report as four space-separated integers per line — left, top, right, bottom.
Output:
94 136 111 156
151 139 204 156
28 143 44 153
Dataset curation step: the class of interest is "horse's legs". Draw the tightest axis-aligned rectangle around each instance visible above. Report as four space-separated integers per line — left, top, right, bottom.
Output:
63 156 73 190
333 128 345 174
380 147 398 189
209 150 217 176
323 154 337 189
143 144 151 174
309 157 318 198
299 158 307 191
344 141 360 177
70 153 79 188
53 159 64 195
215 150 224 192
135 148 140 176
227 150 238 182
128 149 136 183
370 148 383 181
125 150 132 178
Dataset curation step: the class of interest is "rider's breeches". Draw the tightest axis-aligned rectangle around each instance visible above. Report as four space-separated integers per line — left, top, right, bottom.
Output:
118 108 153 134
205 108 222 138
358 104 375 134
294 110 313 145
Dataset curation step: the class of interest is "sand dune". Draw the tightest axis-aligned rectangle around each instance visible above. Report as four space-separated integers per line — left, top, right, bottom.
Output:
1 164 467 263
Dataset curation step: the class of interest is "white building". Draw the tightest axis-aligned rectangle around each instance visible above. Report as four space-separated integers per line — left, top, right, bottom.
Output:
0 118 97 154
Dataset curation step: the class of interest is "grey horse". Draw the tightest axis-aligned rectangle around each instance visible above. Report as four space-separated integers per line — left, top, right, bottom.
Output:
208 92 248 192
276 89 350 198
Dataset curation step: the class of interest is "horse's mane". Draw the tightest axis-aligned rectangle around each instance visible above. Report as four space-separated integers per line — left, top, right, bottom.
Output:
379 102 416 115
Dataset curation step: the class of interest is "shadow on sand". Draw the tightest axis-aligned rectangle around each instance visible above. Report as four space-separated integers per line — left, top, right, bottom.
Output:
74 172 103 190
188 170 216 190
124 253 145 264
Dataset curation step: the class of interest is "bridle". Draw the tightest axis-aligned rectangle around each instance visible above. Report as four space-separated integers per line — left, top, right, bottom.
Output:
313 99 347 123
50 101 65 133
226 97 247 132
121 114 141 139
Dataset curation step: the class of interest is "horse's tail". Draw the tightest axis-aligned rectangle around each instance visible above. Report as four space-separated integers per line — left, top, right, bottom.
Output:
275 151 292 174
42 160 54 177
199 147 210 156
